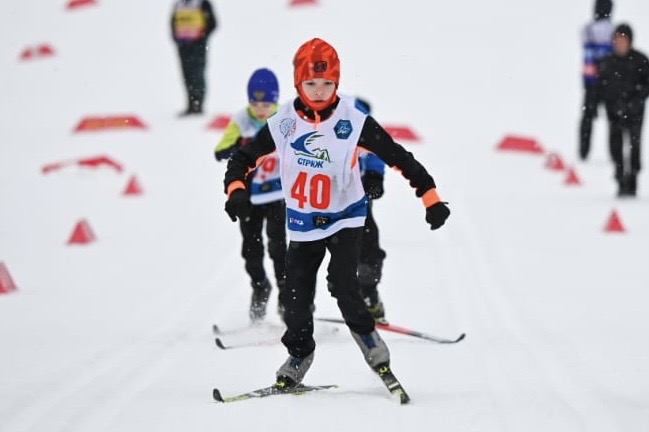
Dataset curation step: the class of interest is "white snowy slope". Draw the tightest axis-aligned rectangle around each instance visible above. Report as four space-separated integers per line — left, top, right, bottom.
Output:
1 0 649 431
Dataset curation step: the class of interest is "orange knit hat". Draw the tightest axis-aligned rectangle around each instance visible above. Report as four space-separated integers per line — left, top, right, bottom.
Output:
293 38 340 110
293 38 340 86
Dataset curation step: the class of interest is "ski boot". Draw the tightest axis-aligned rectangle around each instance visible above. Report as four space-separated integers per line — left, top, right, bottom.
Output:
351 329 390 369
352 330 409 403
618 173 637 197
363 292 388 325
249 278 271 322
275 352 315 388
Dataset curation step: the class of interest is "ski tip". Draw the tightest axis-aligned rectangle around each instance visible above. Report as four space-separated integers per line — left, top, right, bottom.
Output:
212 324 220 334
438 332 466 344
212 388 224 402
215 338 227 350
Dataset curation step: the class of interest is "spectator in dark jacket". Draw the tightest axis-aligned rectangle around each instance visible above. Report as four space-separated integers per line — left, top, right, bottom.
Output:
597 23 649 197
171 0 217 116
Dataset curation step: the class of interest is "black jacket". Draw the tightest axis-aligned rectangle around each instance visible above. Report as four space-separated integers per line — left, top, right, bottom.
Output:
224 97 437 199
597 48 649 121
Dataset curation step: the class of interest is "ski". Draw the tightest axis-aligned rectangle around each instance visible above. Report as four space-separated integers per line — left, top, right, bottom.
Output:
215 337 277 350
211 322 286 336
315 317 465 344
213 383 338 403
213 322 340 350
374 364 410 404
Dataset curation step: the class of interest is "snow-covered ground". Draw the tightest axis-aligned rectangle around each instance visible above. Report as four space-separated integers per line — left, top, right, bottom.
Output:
1 1 649 431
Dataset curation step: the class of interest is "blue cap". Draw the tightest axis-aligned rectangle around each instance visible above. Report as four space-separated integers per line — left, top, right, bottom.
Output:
247 68 279 103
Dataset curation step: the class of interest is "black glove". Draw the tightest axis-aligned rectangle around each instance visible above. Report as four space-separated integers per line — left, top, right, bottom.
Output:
225 189 252 222
362 171 384 200
214 148 235 161
425 201 450 230
214 138 245 161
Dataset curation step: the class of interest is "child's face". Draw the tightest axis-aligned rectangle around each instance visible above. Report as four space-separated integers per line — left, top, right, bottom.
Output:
300 78 336 104
249 102 275 121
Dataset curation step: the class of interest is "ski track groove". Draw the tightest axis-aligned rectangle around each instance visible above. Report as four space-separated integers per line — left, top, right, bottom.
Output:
446 190 604 431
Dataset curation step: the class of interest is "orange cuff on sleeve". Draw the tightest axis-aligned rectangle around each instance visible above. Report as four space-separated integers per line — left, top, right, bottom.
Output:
226 180 246 197
421 188 441 207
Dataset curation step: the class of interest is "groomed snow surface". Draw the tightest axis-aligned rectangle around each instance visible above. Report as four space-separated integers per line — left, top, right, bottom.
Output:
1 1 648 431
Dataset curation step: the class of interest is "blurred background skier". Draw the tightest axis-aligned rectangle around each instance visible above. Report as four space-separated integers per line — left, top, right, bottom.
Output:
354 97 389 324
578 0 614 160
171 0 217 116
214 68 285 321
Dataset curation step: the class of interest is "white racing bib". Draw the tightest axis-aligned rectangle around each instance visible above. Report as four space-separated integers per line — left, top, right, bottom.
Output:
231 109 282 205
268 96 368 241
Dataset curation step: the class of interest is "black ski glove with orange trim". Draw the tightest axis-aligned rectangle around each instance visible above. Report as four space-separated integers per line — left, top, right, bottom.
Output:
425 201 450 230
225 189 252 222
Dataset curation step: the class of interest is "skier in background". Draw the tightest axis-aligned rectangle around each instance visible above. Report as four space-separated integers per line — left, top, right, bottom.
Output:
597 24 649 197
223 37 451 389
579 0 615 160
215 68 286 321
354 97 389 325
171 0 217 116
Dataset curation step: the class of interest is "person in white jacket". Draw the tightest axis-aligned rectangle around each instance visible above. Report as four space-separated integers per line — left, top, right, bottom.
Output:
579 0 615 160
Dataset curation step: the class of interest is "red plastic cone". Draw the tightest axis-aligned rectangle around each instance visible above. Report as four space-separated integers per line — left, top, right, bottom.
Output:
122 175 143 196
384 125 421 142
496 135 544 154
36 44 55 56
289 0 317 6
19 48 34 60
0 262 18 294
66 0 96 10
604 210 625 233
564 167 581 185
67 219 96 244
206 114 231 130
545 152 565 171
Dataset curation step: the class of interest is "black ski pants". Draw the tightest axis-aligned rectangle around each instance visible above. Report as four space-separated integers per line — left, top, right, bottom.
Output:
608 115 643 179
280 227 376 358
358 201 386 301
580 85 608 159
177 41 207 109
239 200 286 286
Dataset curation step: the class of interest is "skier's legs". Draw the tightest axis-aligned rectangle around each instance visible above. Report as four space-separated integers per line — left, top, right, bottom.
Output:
280 239 325 358
358 202 386 301
609 119 624 181
629 119 643 175
239 206 266 284
263 200 287 284
579 86 599 159
184 42 207 111
326 228 375 335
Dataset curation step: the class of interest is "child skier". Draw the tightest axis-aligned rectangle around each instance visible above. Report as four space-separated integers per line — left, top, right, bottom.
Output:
223 38 450 392
215 68 286 321
355 97 389 324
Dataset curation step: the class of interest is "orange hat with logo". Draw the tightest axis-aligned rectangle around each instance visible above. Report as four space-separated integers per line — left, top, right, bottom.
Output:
293 38 340 111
